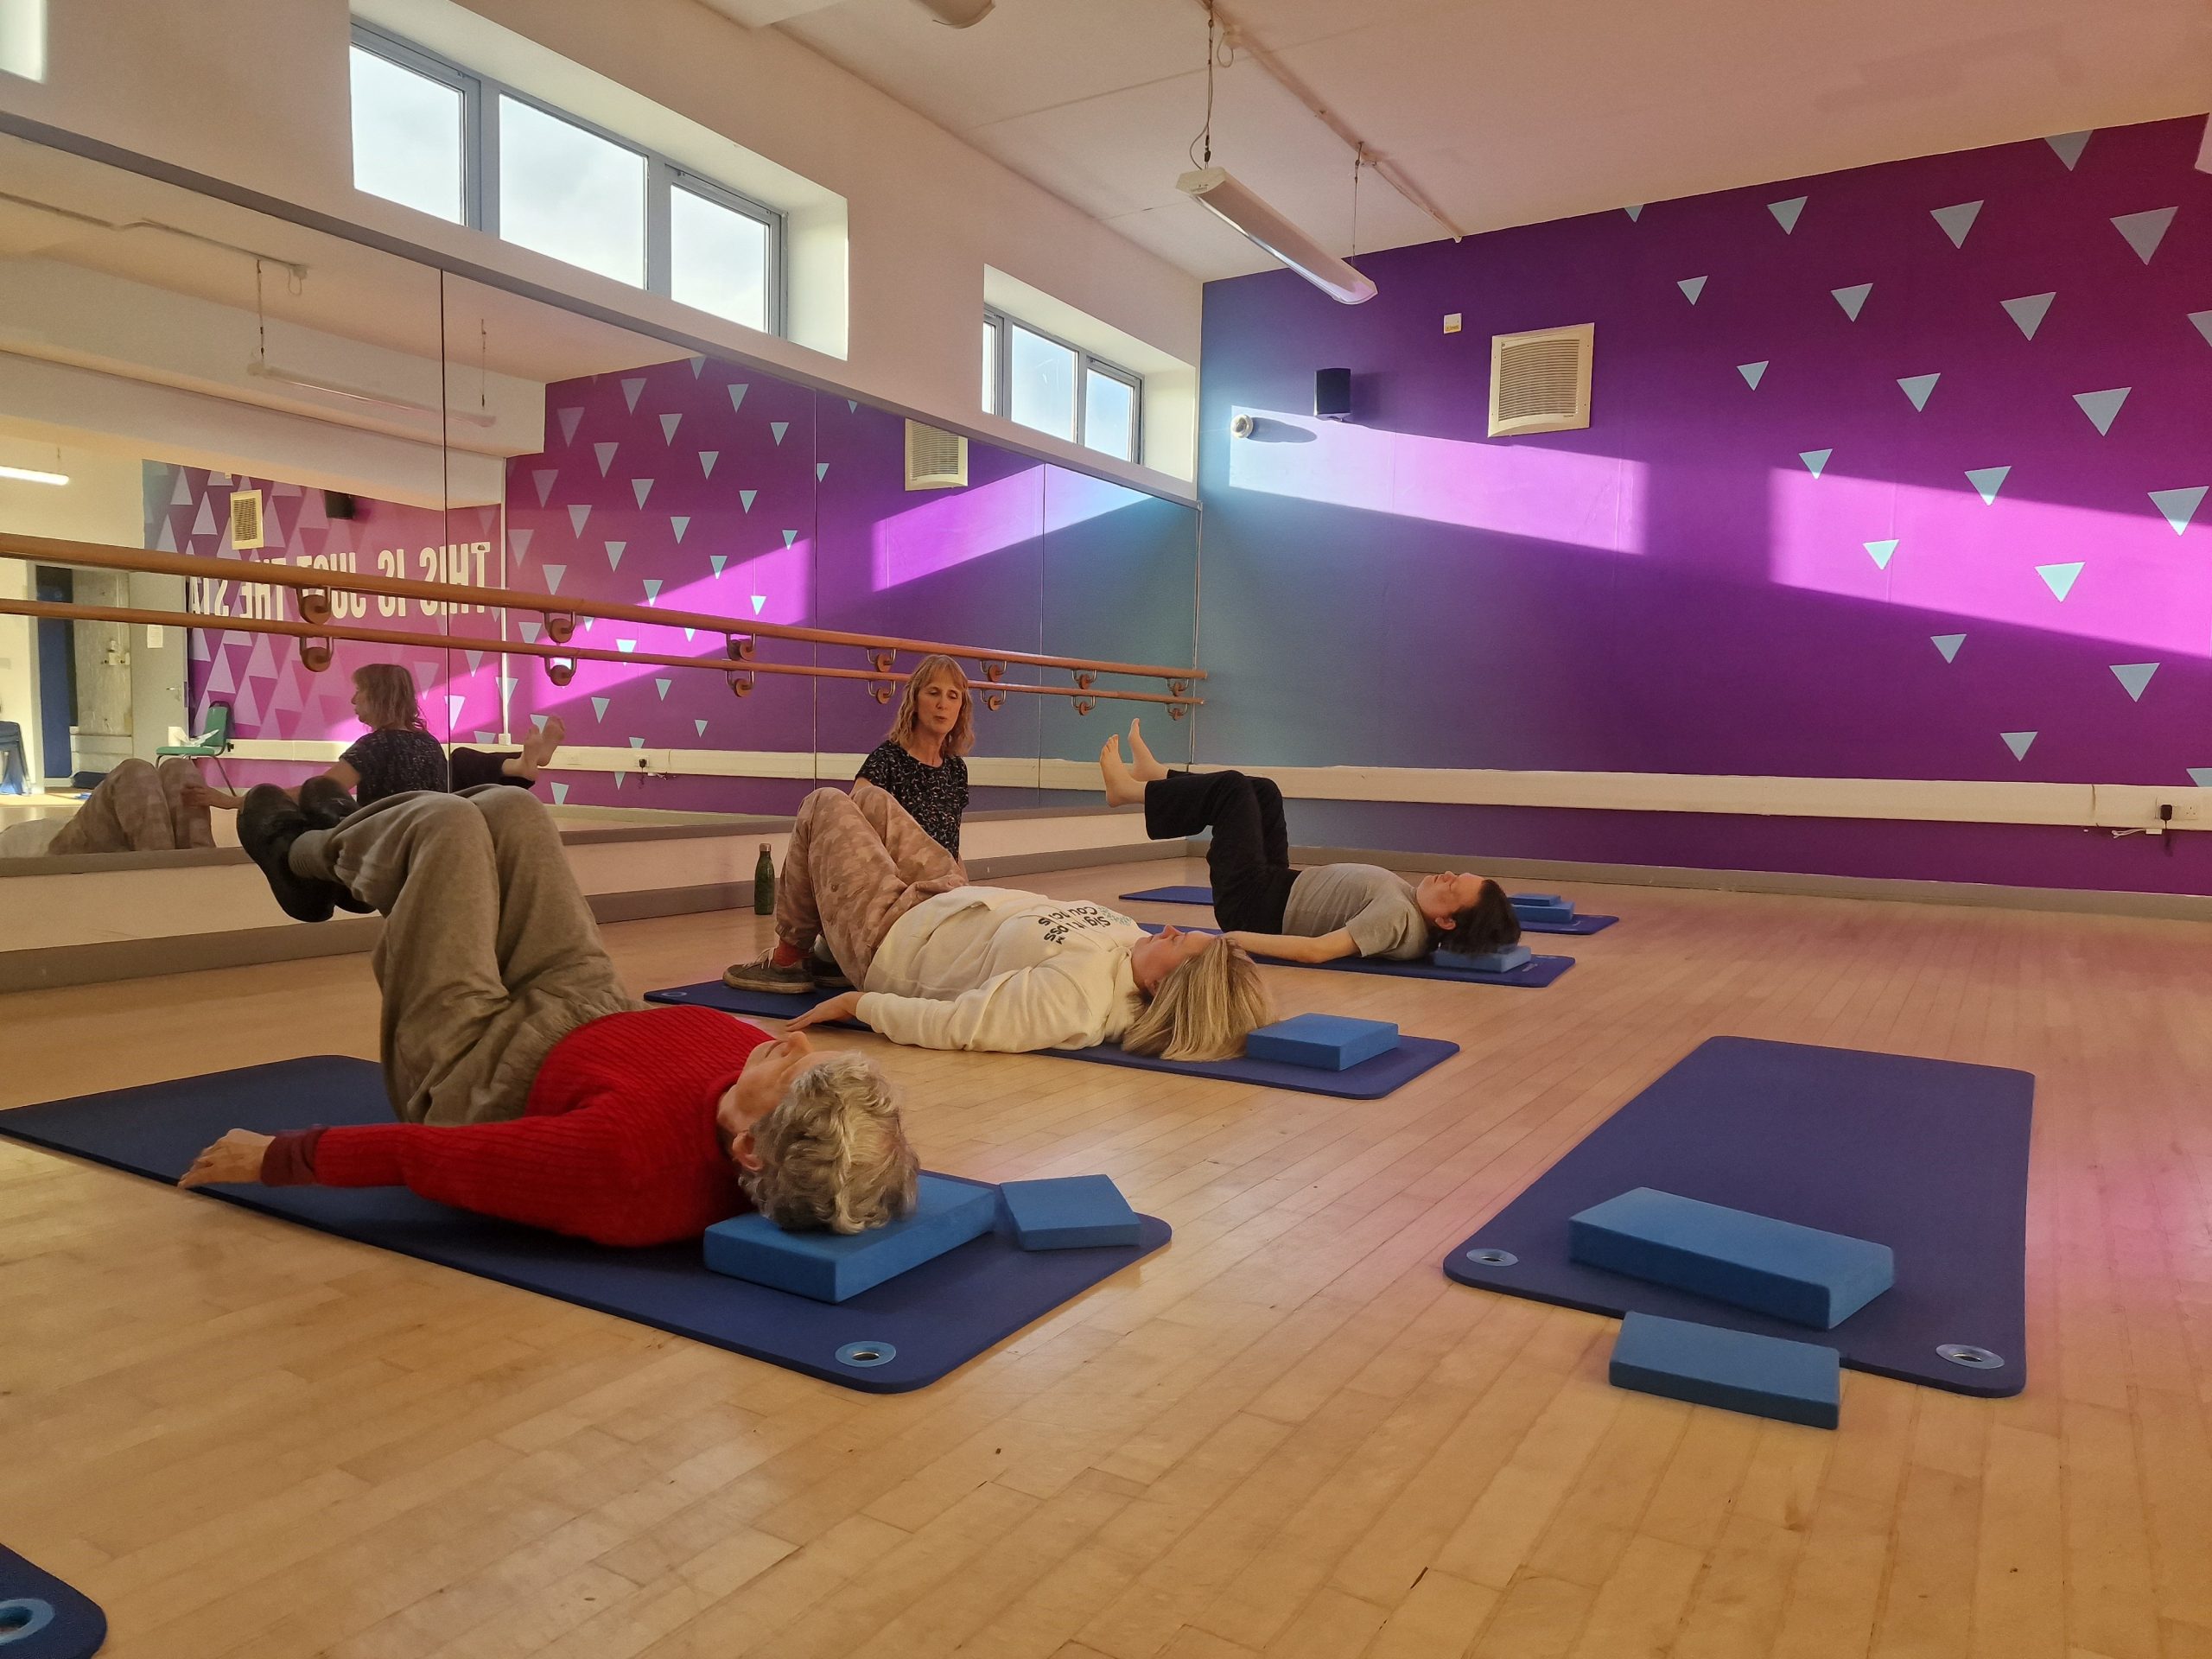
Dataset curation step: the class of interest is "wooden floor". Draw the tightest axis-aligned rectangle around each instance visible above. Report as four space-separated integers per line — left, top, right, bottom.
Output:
3 858 2209 1659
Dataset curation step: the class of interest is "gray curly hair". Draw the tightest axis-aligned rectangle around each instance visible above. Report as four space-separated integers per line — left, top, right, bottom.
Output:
738 1051 918 1233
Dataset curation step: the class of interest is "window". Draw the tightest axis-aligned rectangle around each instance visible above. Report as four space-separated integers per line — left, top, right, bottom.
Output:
982 308 1143 461
348 23 782 332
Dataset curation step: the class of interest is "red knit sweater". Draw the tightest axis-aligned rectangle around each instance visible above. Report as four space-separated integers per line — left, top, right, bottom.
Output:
287 1006 769 1248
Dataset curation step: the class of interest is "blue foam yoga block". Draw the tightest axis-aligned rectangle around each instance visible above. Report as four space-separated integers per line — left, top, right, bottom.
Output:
1434 944 1533 974
998 1175 1142 1250
704 1173 997 1303
1512 896 1575 923
1245 1014 1401 1071
1570 1187 1893 1330
1610 1311 1840 1427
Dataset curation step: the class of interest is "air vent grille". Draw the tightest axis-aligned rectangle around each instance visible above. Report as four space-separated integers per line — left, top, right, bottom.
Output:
228 488 265 550
905 420 969 490
1489 323 1594 436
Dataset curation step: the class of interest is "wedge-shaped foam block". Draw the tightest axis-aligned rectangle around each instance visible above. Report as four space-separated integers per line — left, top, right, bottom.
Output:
1571 1187 1893 1329
1610 1311 1840 1427
1434 943 1533 974
999 1175 1142 1250
1245 1014 1401 1071
705 1173 997 1303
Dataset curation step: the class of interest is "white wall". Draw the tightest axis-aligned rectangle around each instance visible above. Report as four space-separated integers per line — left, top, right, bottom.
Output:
0 0 1204 499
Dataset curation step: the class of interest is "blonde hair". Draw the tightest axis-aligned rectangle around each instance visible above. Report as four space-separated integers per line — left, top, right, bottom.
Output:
740 1052 919 1233
1122 938 1270 1062
886 653 974 759
353 664 426 732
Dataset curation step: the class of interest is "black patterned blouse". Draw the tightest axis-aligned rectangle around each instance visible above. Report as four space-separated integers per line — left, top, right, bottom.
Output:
856 741 969 859
340 728 450 806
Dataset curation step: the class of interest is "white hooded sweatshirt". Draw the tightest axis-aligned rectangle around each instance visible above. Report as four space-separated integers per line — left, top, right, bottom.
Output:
855 888 1147 1052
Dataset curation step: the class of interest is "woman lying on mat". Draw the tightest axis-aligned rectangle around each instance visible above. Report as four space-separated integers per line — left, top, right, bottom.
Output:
1098 721 1521 964
198 783 917 1245
724 779 1269 1058
856 652 970 863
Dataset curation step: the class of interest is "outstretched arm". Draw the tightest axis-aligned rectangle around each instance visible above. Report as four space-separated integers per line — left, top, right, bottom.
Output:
1222 927 1358 963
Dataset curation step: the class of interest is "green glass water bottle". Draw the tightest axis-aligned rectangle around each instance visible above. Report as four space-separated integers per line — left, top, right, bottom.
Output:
753 842 775 915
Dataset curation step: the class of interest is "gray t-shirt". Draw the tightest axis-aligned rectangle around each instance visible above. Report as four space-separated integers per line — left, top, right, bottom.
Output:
1281 863 1432 959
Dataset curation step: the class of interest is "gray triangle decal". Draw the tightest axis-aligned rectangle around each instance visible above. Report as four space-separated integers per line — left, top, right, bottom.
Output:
728 384 749 414
2148 486 2208 535
1897 373 1940 411
1799 448 1832 478
2073 387 2130 435
605 540 626 570
465 648 484 673
2000 731 2037 760
816 461 830 480
1624 204 1643 220
532 467 558 506
2191 310 2212 349
556 406 584 445
169 468 193 505
2044 130 2090 169
508 527 534 562
1865 538 1899 569
1768 195 1808 233
782 529 799 548
2000 292 2055 340
696 719 709 736
2110 662 2158 701
591 696 610 721
1831 283 1872 321
594 442 618 477
643 579 662 601
1738 360 1769 389
739 489 756 512
543 563 566 595
770 421 790 445
655 677 673 700
1676 276 1707 304
1929 200 1983 247
521 621 542 644
2036 561 2083 601
2111 207 2177 264
621 377 647 413
551 783 569 805
700 450 720 479
671 515 691 543
1965 466 2011 505
569 504 591 536
632 478 654 508
1930 632 1965 663
709 555 728 575
2190 768 2212 789
660 412 682 444
688 355 707 378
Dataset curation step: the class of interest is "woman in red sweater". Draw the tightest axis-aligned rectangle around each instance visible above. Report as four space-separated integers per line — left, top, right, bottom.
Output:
195 779 918 1243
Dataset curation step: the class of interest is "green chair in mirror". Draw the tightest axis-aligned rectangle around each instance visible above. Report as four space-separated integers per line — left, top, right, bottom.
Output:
156 701 234 761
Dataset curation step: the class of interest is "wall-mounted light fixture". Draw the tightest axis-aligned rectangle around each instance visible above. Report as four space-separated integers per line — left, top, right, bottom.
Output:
0 465 68 486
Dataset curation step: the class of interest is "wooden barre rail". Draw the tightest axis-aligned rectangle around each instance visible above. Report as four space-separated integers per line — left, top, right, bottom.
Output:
0 533 1205 690
0 598 1200 713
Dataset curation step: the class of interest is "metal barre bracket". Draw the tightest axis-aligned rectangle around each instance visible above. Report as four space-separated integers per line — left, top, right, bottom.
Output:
868 681 893 705
868 648 895 673
300 638 333 672
298 588 331 626
1072 697 1096 716
726 633 755 662
982 659 1006 683
543 612 576 644
727 671 756 698
546 657 575 687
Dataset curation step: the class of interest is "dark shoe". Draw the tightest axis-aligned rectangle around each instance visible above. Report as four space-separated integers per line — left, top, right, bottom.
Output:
238 785 340 923
722 950 813 994
297 774 357 830
806 958 854 991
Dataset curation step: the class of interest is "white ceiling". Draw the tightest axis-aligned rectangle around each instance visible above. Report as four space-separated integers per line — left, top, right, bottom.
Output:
753 0 2212 282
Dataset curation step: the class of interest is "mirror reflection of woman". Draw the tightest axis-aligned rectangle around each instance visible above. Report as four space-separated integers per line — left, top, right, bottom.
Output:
855 653 970 865
188 664 449 818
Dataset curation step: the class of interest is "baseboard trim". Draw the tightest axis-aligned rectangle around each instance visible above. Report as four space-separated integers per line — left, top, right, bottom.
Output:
1296 843 2212 924
1 838 1186 993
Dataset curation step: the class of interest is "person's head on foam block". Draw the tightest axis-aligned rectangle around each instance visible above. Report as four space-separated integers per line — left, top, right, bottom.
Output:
1419 872 1522 956
1122 927 1271 1061
719 1033 918 1234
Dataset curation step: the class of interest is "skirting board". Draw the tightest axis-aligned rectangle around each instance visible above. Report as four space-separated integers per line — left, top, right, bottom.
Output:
1298 843 2212 925
0 840 1189 995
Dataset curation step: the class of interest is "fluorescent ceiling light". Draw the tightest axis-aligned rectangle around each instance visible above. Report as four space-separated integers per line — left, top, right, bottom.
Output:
1177 167 1377 305
0 465 69 486
911 0 993 22
245 360 499 429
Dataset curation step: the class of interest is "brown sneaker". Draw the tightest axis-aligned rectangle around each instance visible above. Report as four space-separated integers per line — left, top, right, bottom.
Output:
722 951 812 993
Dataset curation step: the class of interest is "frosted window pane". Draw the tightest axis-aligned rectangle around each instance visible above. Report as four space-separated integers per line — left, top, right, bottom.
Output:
1008 326 1076 442
499 96 645 287
670 187 768 331
350 47 464 224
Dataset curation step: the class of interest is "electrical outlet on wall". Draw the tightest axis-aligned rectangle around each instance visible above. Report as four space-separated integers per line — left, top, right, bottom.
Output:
1443 313 1463 334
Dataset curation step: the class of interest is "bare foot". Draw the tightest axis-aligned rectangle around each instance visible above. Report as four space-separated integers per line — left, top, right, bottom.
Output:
1098 735 1146 807
524 715 565 771
1127 718 1169 782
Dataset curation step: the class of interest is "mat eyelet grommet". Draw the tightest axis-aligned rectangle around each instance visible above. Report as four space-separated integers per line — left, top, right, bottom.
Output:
836 1340 897 1369
0 1599 56 1644
1936 1344 2005 1370
1463 1248 1518 1267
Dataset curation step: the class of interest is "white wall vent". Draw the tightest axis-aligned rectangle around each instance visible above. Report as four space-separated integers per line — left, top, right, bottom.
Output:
904 420 969 490
227 488 265 550
1488 323 1593 436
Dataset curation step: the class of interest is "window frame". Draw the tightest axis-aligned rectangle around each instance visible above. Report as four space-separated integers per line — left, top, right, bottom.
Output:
349 22 785 337
982 306 1143 463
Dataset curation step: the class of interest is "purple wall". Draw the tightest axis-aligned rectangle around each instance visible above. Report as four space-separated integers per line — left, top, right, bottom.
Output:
1196 116 2212 893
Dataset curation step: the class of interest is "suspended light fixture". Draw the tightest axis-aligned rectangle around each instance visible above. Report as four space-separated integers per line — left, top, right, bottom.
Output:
1176 3 1376 305
0 465 69 486
910 0 992 24
1176 167 1376 304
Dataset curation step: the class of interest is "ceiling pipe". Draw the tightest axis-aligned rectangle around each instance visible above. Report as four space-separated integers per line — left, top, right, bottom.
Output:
1191 1 1463 244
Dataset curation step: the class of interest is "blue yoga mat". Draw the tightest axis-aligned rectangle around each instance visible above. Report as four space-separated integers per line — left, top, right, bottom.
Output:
0 1058 1166 1395
1118 885 1618 937
1133 924 1575 988
0 1544 106 1659
1443 1037 2033 1396
645 982 1460 1100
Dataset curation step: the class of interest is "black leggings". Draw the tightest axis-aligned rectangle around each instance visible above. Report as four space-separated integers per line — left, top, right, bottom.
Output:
448 748 536 794
1143 770 1297 933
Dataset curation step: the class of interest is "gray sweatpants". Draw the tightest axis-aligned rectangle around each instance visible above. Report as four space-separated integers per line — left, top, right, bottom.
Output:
48 758 213 855
289 787 636 1125
776 779 966 986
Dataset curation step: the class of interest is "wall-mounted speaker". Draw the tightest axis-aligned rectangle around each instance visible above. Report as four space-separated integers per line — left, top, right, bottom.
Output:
1314 367 1351 421
323 490 358 520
